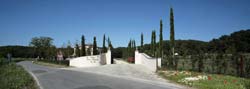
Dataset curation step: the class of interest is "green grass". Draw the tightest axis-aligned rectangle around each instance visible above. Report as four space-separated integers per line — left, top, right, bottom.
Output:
158 70 250 89
34 61 69 68
0 63 37 89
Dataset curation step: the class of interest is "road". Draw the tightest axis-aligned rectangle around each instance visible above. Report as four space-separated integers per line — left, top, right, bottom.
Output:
18 61 187 89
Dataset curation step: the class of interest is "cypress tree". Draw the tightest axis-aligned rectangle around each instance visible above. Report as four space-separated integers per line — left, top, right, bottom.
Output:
108 37 110 48
93 36 98 55
141 33 143 52
102 34 107 53
159 19 163 57
75 43 80 57
127 41 130 57
128 40 132 57
107 37 113 49
170 7 176 69
153 30 156 57
134 40 136 50
81 35 86 56
170 7 175 57
151 31 154 54
66 41 73 58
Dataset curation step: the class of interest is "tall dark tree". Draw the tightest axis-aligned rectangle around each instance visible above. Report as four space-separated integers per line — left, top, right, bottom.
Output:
150 30 156 57
169 7 176 69
151 31 154 54
93 36 98 55
66 41 73 58
141 33 144 52
153 30 156 57
102 34 107 53
127 39 133 57
132 39 134 48
170 7 175 57
134 40 136 50
81 35 86 56
159 19 163 57
107 37 113 49
127 40 131 57
132 40 136 52
75 43 80 57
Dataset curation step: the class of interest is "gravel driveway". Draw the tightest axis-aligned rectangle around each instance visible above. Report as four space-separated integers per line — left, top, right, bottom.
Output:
65 64 166 82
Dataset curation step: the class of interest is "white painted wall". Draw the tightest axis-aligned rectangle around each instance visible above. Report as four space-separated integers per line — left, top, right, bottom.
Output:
135 50 161 71
69 49 112 67
105 49 111 64
69 55 100 67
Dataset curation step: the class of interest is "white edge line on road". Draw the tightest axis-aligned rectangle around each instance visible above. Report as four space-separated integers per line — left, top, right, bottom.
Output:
27 70 44 89
18 63 44 89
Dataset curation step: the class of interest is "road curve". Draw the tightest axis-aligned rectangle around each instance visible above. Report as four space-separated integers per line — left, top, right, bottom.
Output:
18 61 187 89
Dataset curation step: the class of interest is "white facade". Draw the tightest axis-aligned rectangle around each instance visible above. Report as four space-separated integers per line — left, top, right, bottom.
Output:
135 50 161 71
73 44 95 56
70 49 111 67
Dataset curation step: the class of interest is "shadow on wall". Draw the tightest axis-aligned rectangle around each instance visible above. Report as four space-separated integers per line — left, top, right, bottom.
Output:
135 50 161 71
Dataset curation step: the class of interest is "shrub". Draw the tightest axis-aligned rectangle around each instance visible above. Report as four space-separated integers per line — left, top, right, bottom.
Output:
38 59 69 66
191 55 198 71
197 54 204 72
245 57 250 78
127 57 134 63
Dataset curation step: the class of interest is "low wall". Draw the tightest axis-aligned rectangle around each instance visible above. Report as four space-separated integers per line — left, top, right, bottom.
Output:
70 49 111 67
135 50 161 71
69 55 101 67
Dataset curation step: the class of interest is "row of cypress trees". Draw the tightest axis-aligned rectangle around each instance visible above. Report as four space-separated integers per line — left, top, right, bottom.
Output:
75 34 114 57
75 35 99 57
134 7 176 69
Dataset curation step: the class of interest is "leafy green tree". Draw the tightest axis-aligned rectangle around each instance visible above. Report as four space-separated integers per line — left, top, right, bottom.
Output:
0 46 35 58
30 36 54 59
112 47 125 58
81 35 86 56
93 36 98 55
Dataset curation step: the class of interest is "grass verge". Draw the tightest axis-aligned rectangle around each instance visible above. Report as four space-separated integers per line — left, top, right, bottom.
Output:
158 70 250 89
0 63 37 89
33 61 68 68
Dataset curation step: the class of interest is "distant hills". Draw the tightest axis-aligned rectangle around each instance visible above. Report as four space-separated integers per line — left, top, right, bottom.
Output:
1 29 250 58
141 29 250 56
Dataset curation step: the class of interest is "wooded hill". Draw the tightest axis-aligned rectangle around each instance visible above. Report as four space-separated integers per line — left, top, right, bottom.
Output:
0 29 250 58
141 29 250 56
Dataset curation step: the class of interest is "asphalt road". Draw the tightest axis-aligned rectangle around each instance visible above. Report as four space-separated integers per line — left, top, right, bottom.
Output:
18 61 186 89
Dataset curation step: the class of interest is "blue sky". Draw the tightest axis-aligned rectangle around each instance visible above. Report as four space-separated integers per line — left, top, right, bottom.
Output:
0 0 249 48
